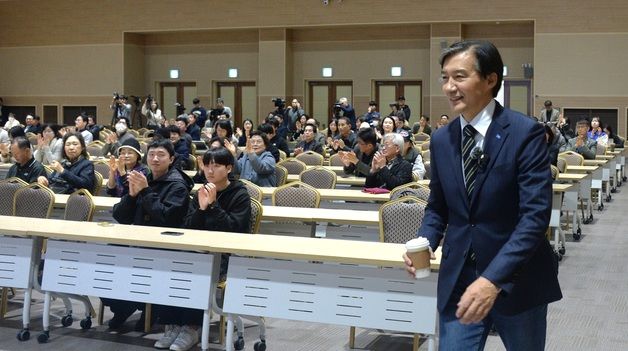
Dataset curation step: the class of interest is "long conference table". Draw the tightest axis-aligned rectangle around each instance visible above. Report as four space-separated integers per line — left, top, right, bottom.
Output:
0 215 441 351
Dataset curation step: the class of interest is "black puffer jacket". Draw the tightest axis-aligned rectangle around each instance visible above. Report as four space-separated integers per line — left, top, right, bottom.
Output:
184 180 251 234
113 167 193 227
48 157 95 194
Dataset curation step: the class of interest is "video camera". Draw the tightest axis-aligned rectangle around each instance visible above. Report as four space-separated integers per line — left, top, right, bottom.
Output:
272 97 286 108
113 92 120 100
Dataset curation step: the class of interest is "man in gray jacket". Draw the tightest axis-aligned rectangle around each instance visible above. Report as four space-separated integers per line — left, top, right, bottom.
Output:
560 119 597 159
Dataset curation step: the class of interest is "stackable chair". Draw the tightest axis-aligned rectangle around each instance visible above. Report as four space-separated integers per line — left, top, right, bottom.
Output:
87 143 104 158
92 161 110 178
240 179 263 202
0 178 28 319
9 184 55 341
413 132 430 143
274 165 288 186
328 153 344 167
295 151 324 166
390 183 431 202
270 182 321 237
93 171 104 196
299 167 337 189
277 158 307 175
349 196 428 351
39 189 98 342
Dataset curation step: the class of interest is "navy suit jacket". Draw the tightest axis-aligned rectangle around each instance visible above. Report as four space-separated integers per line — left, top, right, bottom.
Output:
419 101 562 315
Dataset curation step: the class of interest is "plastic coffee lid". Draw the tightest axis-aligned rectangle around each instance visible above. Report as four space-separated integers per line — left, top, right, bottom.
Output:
406 237 430 251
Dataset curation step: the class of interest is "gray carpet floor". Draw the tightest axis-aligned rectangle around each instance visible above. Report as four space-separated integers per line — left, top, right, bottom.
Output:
1 184 627 350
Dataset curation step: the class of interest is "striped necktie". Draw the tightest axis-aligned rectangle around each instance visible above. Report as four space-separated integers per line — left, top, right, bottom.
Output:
462 125 478 198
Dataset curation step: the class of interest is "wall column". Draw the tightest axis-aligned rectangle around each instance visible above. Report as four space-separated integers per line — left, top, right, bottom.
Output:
258 28 288 123
429 23 461 124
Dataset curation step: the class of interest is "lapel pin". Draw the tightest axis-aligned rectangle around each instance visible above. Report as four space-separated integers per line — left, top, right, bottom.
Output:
496 134 501 139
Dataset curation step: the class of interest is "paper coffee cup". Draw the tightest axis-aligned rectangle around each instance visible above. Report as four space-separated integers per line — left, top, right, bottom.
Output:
406 237 431 279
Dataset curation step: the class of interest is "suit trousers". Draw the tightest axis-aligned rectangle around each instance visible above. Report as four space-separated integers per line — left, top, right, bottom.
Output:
438 261 548 351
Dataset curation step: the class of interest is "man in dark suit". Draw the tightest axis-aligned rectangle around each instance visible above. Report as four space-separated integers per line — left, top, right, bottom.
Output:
404 40 561 350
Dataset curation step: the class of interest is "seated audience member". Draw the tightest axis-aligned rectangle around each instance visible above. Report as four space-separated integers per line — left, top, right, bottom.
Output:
37 133 95 194
102 117 135 157
400 130 426 180
376 116 396 142
557 114 575 139
365 133 412 190
437 114 450 129
192 136 226 183
34 124 64 165
24 115 43 135
169 125 191 170
414 115 432 135
75 114 93 144
587 116 608 146
106 138 149 197
186 112 202 140
330 116 356 154
235 118 254 147
267 116 291 156
3 113 20 130
293 123 323 156
341 127 378 177
560 119 597 159
306 117 326 146
272 114 289 140
5 136 47 183
152 147 251 351
292 114 308 141
213 119 238 145
103 138 193 332
227 130 276 187
175 115 194 149
0 128 8 155
362 100 381 125
604 125 625 149
1 126 26 163
394 115 411 133
257 123 280 162
87 115 102 141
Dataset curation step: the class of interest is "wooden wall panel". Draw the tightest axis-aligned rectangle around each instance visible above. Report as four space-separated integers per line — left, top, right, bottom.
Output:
2 0 628 47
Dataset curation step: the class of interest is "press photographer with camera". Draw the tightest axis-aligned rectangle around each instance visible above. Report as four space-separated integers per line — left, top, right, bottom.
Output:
286 98 304 132
110 92 132 126
271 97 289 129
208 98 232 128
141 95 163 129
334 97 356 130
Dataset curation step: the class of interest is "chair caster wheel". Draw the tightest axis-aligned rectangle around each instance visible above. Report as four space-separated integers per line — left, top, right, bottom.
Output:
80 317 92 330
573 232 581 241
61 315 73 327
254 340 267 351
559 246 566 255
234 336 245 351
38 331 49 343
611 188 616 193
17 329 30 341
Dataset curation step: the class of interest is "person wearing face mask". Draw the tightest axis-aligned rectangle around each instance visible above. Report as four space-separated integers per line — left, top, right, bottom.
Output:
102 117 136 157
3 113 21 131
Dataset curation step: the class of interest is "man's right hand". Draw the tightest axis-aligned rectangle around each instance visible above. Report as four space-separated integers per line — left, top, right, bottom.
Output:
403 248 435 279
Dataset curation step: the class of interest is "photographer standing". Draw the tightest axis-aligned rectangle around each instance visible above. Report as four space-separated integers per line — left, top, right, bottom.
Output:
336 97 356 130
286 99 304 132
141 97 163 129
208 98 232 128
110 93 132 126
190 98 207 128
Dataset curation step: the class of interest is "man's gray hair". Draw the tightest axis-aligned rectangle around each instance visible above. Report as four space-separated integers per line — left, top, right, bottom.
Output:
384 133 404 154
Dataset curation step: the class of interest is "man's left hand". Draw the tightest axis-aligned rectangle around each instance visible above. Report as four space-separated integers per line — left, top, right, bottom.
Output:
455 276 500 324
